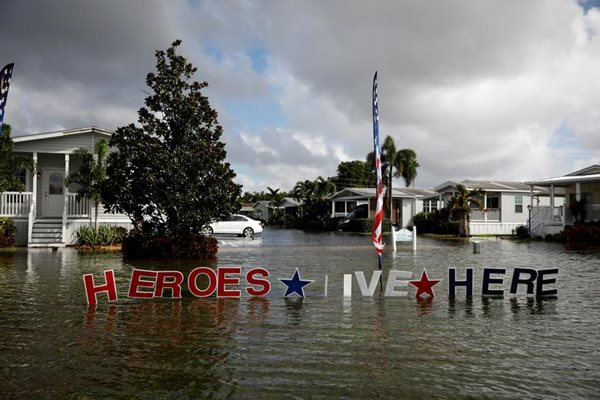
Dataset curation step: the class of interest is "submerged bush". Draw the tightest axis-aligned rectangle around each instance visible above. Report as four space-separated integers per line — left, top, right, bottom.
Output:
512 225 530 239
340 218 392 233
75 225 128 247
564 222 600 244
0 217 16 248
122 232 218 259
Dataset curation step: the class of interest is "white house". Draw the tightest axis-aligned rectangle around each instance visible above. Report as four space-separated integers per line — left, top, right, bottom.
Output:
328 187 436 227
0 127 132 247
433 180 563 235
526 165 600 237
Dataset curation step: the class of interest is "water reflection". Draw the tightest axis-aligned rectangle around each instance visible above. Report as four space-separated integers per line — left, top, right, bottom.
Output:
0 232 599 399
509 297 558 316
415 296 434 316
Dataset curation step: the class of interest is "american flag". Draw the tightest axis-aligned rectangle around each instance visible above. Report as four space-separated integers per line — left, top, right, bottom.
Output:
0 63 15 131
371 71 385 268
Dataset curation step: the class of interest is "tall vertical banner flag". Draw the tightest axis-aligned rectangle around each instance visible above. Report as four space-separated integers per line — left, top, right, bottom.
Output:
0 63 15 132
371 72 385 269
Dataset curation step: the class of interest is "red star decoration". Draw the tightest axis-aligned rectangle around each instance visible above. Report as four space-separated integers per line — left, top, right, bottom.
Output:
409 270 441 298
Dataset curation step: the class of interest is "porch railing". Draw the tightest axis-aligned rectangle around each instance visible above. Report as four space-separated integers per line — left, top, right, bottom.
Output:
67 193 90 217
565 204 600 224
530 206 563 234
470 208 500 222
0 192 33 217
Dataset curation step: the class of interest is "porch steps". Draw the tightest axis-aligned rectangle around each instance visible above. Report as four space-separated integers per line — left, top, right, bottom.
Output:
29 219 64 247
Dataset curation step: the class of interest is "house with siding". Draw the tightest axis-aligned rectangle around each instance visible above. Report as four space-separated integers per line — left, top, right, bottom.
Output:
0 127 132 246
432 180 562 235
328 187 436 227
526 165 600 237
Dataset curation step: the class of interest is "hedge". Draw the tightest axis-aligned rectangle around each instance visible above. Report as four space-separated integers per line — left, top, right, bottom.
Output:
0 217 16 248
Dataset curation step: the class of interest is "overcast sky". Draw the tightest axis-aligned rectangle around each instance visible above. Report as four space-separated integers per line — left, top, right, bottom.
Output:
2 0 600 192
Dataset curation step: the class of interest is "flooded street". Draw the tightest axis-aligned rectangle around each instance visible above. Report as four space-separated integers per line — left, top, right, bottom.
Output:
1 230 599 399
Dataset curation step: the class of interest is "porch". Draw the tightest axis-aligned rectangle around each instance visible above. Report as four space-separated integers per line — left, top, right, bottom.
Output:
1 190 97 246
526 166 600 236
2 190 131 246
529 204 600 235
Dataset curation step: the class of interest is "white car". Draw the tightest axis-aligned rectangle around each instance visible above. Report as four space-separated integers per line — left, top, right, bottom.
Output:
203 214 263 237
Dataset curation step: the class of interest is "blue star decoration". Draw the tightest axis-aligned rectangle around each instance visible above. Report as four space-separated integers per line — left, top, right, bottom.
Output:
278 268 314 298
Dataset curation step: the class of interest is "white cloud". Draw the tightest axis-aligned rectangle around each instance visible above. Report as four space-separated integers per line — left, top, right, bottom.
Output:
3 0 600 192
239 132 277 156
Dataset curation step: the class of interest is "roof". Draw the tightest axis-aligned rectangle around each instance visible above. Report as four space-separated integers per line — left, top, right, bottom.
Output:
13 126 112 143
253 201 271 207
435 179 548 193
565 165 600 176
526 164 600 186
526 173 600 186
281 197 302 207
329 187 434 200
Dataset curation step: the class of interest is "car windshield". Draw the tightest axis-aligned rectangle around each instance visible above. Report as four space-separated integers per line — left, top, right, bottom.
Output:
345 204 368 219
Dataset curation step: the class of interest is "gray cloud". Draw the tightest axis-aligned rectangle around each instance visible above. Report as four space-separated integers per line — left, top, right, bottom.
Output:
2 0 599 192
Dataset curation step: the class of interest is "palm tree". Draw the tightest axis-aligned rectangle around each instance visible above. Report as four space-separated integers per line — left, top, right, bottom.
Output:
266 186 285 224
313 176 336 200
447 184 483 237
293 180 315 204
65 138 109 231
367 135 419 221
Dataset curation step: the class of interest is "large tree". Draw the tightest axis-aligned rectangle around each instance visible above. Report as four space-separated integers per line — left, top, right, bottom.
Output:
102 40 241 238
0 124 34 193
332 160 375 189
367 135 419 220
65 138 108 231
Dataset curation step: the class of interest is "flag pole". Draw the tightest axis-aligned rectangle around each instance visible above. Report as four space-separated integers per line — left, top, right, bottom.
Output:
0 63 16 132
371 71 385 270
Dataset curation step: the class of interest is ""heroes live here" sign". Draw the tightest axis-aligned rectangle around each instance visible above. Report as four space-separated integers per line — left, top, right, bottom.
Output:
83 267 558 305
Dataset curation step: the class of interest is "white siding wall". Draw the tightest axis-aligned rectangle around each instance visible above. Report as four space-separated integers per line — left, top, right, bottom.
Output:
470 222 523 235
13 219 28 246
401 198 420 228
13 132 104 154
500 193 564 224
64 221 133 245
500 193 530 224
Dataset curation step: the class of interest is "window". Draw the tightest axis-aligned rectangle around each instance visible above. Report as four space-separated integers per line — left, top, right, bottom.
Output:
232 215 246 221
48 173 63 195
334 202 345 213
15 168 27 189
347 201 357 212
515 194 523 213
487 196 499 209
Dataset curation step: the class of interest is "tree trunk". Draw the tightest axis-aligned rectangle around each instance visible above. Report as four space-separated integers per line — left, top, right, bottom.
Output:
459 213 468 237
94 201 99 232
387 173 393 221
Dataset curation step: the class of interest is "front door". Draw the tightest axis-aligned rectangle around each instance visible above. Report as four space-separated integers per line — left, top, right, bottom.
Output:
43 168 64 217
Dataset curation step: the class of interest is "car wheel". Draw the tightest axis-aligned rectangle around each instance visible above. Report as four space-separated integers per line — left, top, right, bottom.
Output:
243 227 254 237
203 226 213 235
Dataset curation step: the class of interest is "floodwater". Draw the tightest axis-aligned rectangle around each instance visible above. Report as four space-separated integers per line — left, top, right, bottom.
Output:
0 230 599 399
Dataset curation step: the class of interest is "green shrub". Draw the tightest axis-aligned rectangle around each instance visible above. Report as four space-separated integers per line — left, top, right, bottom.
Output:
341 218 392 233
564 222 600 244
413 210 460 235
512 225 529 239
75 225 128 247
0 217 16 248
413 212 436 234
122 232 218 259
